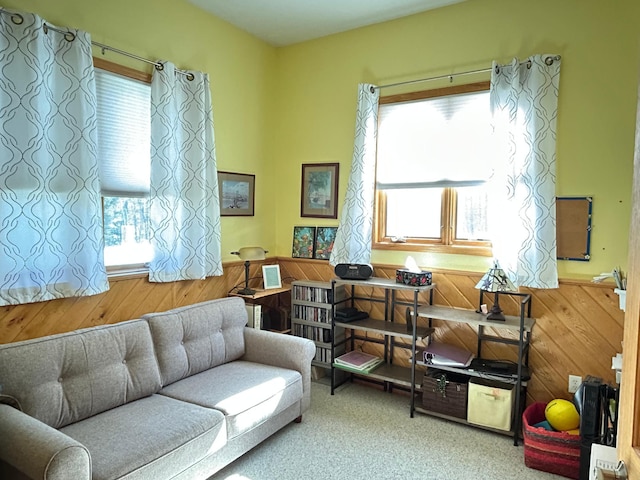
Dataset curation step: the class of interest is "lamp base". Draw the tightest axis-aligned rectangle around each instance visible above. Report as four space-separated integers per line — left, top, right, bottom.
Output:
237 287 256 296
486 304 506 322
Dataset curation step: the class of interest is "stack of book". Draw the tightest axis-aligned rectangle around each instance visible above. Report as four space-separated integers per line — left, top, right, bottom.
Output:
334 350 383 373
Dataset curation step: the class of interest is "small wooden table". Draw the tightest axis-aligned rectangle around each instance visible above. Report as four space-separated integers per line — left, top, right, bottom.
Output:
229 284 292 333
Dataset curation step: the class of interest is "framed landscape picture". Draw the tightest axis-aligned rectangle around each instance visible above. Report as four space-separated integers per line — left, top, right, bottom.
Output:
314 226 337 260
301 163 339 218
292 226 316 258
218 171 255 216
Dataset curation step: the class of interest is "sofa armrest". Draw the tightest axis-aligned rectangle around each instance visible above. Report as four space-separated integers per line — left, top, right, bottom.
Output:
241 329 316 412
0 404 91 480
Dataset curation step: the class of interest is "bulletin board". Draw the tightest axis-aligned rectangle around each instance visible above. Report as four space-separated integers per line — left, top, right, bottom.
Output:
556 196 592 261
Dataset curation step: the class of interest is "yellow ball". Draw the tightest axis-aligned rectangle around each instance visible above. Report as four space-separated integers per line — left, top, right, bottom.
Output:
545 399 580 431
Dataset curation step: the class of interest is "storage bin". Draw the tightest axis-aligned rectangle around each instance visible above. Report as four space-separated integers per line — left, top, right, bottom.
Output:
467 378 514 431
422 370 468 419
522 402 580 479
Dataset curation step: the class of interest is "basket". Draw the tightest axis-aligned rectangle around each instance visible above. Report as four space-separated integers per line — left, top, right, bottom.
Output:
522 402 581 479
422 371 468 419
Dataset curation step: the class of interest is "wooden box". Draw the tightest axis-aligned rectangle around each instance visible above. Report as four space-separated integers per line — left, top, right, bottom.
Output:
422 370 468 419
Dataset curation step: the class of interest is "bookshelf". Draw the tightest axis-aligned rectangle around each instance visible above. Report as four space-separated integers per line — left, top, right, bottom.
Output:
291 280 346 369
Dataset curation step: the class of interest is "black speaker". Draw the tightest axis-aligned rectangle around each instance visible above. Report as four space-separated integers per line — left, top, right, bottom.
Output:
334 263 373 280
578 376 603 480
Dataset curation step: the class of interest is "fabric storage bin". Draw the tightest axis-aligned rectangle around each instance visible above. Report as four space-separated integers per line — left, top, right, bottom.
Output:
522 402 580 479
422 370 468 419
467 378 515 431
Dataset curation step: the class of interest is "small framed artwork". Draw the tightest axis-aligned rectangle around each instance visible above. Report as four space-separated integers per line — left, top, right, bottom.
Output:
218 171 255 216
314 226 338 260
301 163 339 218
292 226 316 258
262 264 282 289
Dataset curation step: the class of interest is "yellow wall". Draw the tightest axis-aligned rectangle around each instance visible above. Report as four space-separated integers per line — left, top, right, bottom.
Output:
2 0 278 262
272 0 640 278
3 0 640 279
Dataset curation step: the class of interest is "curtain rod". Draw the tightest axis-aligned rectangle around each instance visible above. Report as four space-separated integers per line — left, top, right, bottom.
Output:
372 55 561 92
0 9 194 80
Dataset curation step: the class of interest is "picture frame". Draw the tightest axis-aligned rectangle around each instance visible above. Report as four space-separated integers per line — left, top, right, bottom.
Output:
292 226 316 258
262 264 282 289
218 171 255 216
314 226 338 260
301 163 339 218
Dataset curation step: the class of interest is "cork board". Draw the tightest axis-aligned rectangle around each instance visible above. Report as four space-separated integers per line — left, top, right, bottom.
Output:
556 196 592 261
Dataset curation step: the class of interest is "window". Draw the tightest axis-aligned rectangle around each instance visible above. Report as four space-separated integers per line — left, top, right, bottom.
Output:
94 59 153 269
374 82 493 256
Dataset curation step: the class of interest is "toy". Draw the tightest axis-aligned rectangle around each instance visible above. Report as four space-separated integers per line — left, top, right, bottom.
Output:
545 398 580 431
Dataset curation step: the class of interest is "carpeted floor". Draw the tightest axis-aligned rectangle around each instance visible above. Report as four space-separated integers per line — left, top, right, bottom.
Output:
212 380 565 480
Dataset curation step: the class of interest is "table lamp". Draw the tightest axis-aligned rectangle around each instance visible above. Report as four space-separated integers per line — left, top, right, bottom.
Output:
231 247 267 295
475 260 516 321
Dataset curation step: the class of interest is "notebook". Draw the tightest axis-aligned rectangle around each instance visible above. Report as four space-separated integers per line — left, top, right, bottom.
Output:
423 342 474 367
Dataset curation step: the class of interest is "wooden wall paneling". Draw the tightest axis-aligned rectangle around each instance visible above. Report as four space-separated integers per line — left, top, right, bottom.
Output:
0 256 624 405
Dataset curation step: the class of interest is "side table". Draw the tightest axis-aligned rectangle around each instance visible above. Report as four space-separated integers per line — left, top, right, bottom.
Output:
229 284 292 333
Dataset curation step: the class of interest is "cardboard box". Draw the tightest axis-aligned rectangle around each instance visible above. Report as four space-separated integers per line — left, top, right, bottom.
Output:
467 378 515 431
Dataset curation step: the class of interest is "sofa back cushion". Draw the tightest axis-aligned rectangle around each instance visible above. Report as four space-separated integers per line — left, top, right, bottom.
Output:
143 297 247 386
0 320 162 429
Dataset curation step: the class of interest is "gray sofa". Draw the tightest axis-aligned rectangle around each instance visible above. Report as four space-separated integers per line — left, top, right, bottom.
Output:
0 297 316 480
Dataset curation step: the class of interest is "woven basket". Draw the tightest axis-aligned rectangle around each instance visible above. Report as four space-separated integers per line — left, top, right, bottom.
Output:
523 402 581 479
422 371 468 419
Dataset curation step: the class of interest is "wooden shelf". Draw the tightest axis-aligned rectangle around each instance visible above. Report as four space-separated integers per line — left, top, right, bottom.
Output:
332 276 436 293
334 317 434 340
416 362 530 386
416 304 535 332
334 363 415 388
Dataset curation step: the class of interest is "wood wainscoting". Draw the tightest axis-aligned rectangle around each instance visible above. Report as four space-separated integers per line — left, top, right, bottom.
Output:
279 258 624 405
0 257 623 404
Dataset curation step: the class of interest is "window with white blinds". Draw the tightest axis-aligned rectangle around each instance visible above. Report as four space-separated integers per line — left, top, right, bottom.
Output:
94 65 153 269
95 68 151 197
374 83 493 255
376 90 492 190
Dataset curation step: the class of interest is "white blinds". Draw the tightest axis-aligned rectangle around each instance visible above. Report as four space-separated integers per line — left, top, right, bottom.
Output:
95 68 151 197
376 90 492 189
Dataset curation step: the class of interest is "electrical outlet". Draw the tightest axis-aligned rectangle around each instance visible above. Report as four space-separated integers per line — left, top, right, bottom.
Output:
568 375 582 393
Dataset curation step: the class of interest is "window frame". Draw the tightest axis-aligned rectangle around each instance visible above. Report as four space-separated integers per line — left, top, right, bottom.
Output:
373 81 493 257
94 57 153 276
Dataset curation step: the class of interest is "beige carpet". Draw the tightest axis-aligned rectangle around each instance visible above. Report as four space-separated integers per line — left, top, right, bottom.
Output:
212 380 565 480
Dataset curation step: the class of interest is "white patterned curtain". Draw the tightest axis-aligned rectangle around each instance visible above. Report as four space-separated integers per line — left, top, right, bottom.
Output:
0 10 109 306
330 83 380 266
149 61 223 282
489 54 562 288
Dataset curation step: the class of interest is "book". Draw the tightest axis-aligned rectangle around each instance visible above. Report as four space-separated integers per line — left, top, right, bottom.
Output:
334 351 383 372
245 303 262 329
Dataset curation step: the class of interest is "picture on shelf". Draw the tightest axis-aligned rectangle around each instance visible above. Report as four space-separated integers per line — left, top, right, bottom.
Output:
262 264 282 289
313 226 337 260
292 226 316 258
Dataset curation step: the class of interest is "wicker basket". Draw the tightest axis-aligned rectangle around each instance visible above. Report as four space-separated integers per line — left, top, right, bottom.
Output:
523 402 581 479
422 370 468 419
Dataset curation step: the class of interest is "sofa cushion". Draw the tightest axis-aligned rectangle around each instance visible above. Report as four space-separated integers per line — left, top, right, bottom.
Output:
0 320 161 429
60 394 226 480
158 360 303 439
143 297 247 387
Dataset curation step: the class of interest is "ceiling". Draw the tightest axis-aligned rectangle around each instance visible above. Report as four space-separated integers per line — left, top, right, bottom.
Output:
187 0 467 47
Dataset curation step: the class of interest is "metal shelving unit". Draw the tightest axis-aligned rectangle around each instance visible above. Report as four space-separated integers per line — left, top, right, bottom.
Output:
330 277 435 416
415 291 535 446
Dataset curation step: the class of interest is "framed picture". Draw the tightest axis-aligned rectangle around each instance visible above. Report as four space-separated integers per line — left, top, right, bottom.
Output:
314 226 338 260
301 163 339 218
262 264 282 289
218 171 255 216
292 226 316 258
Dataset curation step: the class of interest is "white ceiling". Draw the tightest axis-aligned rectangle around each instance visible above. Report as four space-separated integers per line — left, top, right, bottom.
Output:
187 0 467 47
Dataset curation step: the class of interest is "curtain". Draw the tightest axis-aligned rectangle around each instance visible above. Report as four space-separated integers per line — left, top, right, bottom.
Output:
0 10 109 306
489 54 562 288
149 61 223 282
330 84 380 266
